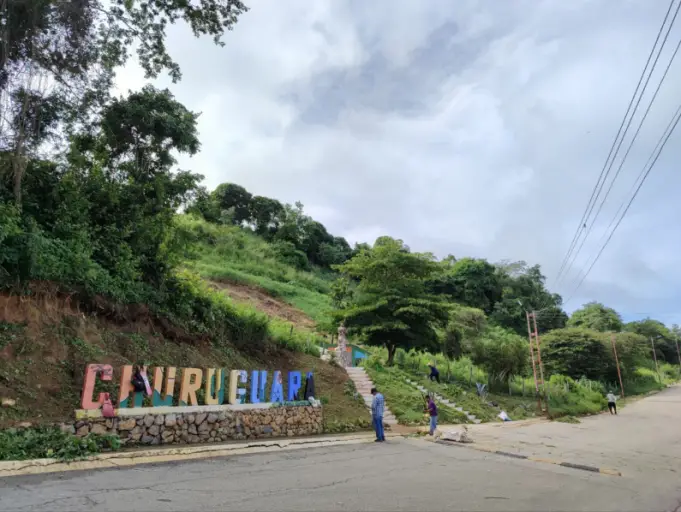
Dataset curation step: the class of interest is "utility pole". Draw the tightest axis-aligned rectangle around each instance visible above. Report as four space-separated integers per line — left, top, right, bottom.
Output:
675 337 681 371
650 337 661 383
526 311 548 416
610 333 625 398
526 312 541 410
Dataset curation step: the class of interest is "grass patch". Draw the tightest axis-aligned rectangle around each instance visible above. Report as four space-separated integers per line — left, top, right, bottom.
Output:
363 361 469 425
176 215 333 323
0 426 120 461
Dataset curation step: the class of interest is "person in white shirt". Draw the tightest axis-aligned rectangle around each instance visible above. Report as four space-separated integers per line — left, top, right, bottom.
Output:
606 391 618 415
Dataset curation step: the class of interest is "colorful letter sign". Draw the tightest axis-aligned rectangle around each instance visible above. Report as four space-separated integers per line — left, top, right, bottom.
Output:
80 365 311 410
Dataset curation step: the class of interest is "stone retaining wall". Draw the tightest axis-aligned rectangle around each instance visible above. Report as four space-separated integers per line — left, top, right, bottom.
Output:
74 406 323 446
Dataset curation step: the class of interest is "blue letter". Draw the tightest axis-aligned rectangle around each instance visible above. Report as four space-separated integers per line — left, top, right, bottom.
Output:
287 371 302 401
250 370 268 403
270 371 284 403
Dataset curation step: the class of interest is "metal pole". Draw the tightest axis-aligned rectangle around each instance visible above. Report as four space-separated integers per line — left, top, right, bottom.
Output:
650 337 661 382
610 333 625 398
531 312 549 416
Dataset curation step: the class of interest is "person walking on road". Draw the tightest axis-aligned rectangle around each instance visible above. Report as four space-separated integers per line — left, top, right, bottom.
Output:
371 387 385 442
426 395 438 435
606 391 618 415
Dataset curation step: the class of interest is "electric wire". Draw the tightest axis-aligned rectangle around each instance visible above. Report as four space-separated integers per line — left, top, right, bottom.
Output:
564 101 681 304
557 1 681 287
553 0 679 286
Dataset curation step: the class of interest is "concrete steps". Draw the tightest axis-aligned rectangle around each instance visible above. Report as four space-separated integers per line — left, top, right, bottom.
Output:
345 367 398 425
404 379 482 424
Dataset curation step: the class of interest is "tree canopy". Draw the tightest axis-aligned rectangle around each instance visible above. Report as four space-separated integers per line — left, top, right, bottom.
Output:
333 237 449 365
567 302 623 332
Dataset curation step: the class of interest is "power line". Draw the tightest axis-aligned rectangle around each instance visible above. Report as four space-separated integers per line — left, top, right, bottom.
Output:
553 0 679 286
558 16 681 287
564 101 681 305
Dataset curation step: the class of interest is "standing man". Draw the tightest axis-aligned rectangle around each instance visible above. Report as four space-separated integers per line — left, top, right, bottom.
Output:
370 387 385 442
606 390 618 415
426 395 438 435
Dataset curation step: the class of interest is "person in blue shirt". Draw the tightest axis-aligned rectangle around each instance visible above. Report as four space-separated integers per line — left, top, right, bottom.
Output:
370 388 385 442
428 363 440 384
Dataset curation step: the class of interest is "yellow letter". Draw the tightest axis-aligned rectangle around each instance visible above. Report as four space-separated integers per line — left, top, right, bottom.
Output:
179 368 203 406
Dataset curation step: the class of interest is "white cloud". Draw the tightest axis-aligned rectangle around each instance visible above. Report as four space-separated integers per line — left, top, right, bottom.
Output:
115 0 681 325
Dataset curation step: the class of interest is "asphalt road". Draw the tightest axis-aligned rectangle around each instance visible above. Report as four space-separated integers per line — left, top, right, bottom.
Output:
1 387 680 512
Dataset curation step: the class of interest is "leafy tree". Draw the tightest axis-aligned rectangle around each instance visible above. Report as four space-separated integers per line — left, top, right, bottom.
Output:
185 186 221 223
442 322 464 360
334 237 449 365
248 195 284 236
2 0 249 208
613 332 650 378
65 86 202 284
212 183 252 225
541 328 615 381
429 257 502 314
469 326 528 383
624 319 677 363
317 237 352 267
490 262 567 335
270 240 309 271
448 304 487 343
567 302 623 332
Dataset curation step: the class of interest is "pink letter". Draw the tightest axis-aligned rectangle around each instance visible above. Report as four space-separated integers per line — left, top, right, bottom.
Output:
81 364 113 410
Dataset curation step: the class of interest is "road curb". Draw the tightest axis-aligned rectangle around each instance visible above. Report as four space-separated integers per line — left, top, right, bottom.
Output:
434 440 622 477
0 432 402 478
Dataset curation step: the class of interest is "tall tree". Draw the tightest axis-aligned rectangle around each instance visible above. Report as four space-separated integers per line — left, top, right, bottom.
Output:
429 257 502 314
541 328 615 381
248 195 284 236
490 262 567 335
470 326 528 384
212 183 252 225
1 0 248 207
567 302 623 332
66 85 202 283
334 237 449 365
624 319 677 363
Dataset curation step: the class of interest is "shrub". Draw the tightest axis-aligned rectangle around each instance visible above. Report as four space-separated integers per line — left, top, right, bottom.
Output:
541 328 615 381
469 326 528 383
0 427 120 461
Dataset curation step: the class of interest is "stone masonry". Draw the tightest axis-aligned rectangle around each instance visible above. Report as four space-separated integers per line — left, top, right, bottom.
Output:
74 406 323 446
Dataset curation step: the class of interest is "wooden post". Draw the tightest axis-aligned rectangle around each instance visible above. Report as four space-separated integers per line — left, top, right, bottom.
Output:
650 337 661 383
610 334 625 398
531 312 549 416
526 312 539 394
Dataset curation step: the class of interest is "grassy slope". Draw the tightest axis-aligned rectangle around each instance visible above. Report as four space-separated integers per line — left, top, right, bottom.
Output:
178 215 333 324
0 293 368 431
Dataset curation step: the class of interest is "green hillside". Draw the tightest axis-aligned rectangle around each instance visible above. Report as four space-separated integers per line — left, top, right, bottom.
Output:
1 0 680 458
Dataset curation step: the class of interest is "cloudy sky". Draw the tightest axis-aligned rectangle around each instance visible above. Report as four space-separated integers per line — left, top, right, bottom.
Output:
116 0 681 324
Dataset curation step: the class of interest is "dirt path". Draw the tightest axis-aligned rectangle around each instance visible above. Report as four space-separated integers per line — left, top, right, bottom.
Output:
209 280 316 329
